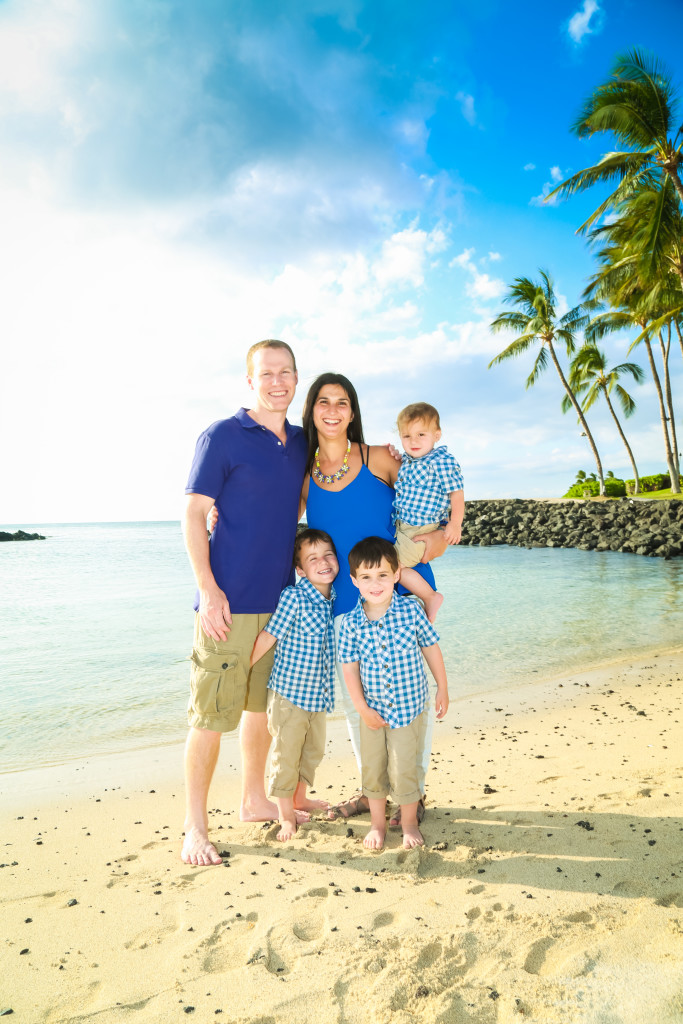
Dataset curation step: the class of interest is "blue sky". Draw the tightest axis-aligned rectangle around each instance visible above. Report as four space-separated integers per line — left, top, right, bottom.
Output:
1 0 682 521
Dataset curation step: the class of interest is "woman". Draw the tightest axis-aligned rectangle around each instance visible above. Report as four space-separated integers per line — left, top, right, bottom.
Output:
301 372 446 821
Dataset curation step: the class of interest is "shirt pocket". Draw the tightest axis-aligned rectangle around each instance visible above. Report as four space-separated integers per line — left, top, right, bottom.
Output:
357 633 377 660
391 624 416 652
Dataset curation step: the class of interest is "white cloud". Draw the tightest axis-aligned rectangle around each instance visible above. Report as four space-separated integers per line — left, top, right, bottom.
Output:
455 91 476 126
487 251 502 262
373 224 448 288
449 247 505 303
530 167 564 207
567 0 603 44
523 162 536 171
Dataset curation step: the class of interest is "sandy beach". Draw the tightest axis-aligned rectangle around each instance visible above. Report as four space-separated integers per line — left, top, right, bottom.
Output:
2 648 682 1024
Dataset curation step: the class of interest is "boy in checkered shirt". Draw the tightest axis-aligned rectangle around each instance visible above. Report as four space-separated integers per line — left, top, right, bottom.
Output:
338 537 449 851
250 529 338 841
392 402 464 624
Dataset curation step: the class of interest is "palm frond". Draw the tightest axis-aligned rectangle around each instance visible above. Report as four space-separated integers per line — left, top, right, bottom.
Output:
525 345 549 388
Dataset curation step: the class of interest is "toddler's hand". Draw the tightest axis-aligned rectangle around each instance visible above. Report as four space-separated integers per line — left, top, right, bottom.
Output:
443 522 461 545
361 707 388 730
435 687 449 719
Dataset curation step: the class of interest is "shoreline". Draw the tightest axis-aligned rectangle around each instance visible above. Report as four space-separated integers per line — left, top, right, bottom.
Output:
3 637 682 782
2 648 682 1022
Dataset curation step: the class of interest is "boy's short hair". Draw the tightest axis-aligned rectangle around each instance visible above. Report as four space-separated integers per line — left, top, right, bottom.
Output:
293 528 337 569
397 402 441 431
246 339 297 376
348 536 399 576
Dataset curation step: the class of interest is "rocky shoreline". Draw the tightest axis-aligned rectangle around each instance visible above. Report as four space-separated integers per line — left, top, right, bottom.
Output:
0 529 45 542
460 498 683 559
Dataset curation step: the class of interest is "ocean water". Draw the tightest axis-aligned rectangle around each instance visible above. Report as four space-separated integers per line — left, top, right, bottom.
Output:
1 521 682 773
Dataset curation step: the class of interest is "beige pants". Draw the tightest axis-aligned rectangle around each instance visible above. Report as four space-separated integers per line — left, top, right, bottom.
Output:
187 613 274 732
360 708 428 805
267 690 327 798
394 520 441 568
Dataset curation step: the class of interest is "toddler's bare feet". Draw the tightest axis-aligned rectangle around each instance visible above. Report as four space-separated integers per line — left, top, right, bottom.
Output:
402 825 424 849
423 591 444 623
277 817 298 842
363 826 386 851
294 797 330 812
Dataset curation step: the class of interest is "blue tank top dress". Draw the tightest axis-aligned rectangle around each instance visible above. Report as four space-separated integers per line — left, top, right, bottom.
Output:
306 458 436 615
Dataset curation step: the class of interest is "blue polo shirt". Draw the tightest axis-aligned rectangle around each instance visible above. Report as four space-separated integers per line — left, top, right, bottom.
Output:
185 408 308 614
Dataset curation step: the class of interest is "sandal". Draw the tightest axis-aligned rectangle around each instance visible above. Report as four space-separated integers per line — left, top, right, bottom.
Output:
327 791 370 820
389 795 426 829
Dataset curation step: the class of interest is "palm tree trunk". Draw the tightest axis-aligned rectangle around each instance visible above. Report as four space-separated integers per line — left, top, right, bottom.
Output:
644 337 680 493
666 164 683 209
675 319 683 364
602 389 640 494
658 327 680 479
547 340 605 495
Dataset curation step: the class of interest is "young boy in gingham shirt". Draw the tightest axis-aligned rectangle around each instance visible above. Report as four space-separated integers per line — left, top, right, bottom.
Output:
338 536 449 851
251 529 338 841
391 402 465 624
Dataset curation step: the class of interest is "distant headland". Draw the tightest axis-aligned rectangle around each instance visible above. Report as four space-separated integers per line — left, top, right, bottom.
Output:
0 530 46 542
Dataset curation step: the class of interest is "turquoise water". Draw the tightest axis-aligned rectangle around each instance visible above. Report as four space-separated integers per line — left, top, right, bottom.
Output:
1 521 682 772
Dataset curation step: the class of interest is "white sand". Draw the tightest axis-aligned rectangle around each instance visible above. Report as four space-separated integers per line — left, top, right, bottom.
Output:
1 648 682 1023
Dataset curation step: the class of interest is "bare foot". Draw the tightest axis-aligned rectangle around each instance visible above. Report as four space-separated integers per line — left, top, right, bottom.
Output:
181 826 223 866
294 797 331 812
239 797 279 822
363 826 386 851
423 591 444 623
402 825 424 849
277 817 298 842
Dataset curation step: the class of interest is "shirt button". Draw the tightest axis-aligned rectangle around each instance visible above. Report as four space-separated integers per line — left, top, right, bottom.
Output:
381 644 386 650
277 441 282 445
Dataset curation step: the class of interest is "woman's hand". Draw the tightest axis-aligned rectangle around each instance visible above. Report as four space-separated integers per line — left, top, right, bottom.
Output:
415 528 448 563
207 505 218 534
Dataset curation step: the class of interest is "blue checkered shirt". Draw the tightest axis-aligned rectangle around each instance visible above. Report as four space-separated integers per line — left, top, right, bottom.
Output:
265 576 336 712
393 445 464 526
337 593 439 728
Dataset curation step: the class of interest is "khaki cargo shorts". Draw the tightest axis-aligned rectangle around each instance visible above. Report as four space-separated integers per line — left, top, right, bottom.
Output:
266 690 327 798
187 613 274 732
394 520 441 568
360 707 428 805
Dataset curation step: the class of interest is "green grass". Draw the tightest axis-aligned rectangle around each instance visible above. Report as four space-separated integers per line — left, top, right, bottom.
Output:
630 488 683 501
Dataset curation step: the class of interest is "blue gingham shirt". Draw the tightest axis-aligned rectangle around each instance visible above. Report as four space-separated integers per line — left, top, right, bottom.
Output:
393 445 464 526
337 593 439 728
265 576 336 712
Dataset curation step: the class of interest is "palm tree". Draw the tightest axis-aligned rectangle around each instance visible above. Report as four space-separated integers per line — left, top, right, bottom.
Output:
489 271 606 494
548 49 683 227
565 346 644 493
587 304 681 492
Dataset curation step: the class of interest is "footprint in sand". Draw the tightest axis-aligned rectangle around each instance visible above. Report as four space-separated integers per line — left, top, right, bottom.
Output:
372 911 394 928
292 912 324 941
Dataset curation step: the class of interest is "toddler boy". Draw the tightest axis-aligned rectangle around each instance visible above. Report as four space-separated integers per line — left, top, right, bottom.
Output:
251 529 338 841
393 402 464 622
338 537 449 851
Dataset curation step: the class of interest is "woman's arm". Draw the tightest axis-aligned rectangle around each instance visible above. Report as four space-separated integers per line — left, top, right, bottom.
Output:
367 444 401 486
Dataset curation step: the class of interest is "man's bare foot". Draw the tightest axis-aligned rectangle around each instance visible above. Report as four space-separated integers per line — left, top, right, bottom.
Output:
240 799 311 823
424 591 444 623
294 797 330 812
181 826 223 866
277 817 297 842
402 825 424 849
363 826 386 851
239 797 279 822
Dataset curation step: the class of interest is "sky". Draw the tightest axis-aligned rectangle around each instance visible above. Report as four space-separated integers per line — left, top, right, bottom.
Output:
1 0 682 523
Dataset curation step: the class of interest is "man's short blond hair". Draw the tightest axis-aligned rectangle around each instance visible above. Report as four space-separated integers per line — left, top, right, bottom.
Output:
246 339 297 377
396 402 441 431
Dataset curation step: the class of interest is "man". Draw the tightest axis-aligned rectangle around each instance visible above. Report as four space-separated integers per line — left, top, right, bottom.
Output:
181 340 308 866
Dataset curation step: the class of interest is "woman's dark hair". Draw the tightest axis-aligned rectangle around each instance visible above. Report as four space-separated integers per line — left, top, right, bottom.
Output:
302 372 365 470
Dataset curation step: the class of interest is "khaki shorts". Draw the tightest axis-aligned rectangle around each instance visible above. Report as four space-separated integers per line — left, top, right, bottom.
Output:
267 690 327 798
360 708 428 805
187 613 274 732
394 520 441 568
